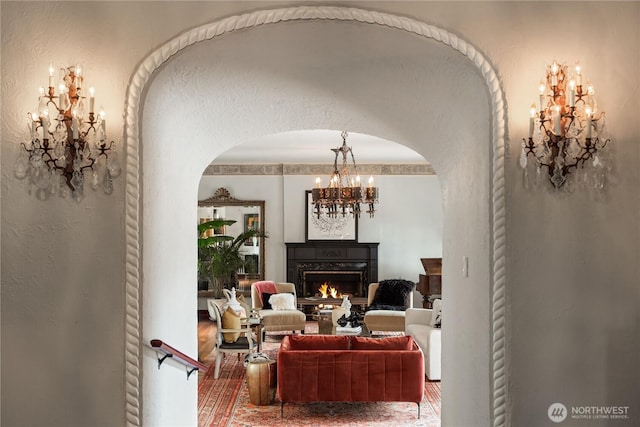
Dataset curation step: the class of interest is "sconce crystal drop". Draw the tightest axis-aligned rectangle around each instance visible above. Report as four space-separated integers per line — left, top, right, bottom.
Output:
14 64 119 201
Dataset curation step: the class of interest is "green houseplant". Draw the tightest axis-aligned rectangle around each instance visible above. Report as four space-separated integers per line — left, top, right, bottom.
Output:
197 218 265 298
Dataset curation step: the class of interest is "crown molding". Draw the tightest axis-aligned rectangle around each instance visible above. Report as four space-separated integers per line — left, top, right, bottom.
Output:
203 163 436 176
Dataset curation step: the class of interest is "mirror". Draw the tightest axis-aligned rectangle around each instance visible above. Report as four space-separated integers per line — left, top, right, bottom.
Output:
198 188 265 291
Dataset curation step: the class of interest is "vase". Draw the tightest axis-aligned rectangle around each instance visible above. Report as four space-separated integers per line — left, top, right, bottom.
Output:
245 359 276 405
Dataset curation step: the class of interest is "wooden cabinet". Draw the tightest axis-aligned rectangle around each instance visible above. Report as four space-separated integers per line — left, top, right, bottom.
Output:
417 258 442 308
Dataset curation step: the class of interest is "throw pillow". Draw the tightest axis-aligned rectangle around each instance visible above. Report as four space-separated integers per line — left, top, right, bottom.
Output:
430 298 442 328
261 292 277 310
369 279 415 310
221 306 241 343
268 293 296 311
352 335 414 350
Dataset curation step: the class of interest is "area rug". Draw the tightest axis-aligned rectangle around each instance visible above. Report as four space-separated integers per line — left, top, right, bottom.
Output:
198 323 441 427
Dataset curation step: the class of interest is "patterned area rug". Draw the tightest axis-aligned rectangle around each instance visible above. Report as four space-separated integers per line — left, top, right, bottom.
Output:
198 323 441 427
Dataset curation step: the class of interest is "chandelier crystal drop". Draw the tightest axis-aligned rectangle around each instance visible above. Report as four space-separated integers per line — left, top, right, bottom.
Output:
14 64 120 201
521 60 611 191
311 131 379 218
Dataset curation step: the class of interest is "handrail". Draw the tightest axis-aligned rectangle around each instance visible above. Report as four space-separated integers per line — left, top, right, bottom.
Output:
150 339 208 379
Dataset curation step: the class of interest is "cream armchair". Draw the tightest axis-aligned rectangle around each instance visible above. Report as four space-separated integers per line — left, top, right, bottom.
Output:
250 282 305 335
405 307 441 380
363 282 414 334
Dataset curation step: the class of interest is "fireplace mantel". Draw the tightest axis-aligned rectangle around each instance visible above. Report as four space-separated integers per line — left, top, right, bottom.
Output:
285 241 379 297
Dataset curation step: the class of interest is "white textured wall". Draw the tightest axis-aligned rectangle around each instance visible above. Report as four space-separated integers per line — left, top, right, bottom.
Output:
1 2 638 427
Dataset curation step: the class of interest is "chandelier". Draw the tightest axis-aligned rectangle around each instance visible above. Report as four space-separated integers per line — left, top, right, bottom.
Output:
14 64 120 201
521 60 610 190
311 131 379 218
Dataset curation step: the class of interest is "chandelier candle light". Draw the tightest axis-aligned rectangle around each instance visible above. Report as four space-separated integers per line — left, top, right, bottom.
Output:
521 60 610 190
311 131 379 218
14 64 120 201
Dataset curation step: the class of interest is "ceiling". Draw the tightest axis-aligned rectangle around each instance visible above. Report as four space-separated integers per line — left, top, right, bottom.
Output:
212 130 428 165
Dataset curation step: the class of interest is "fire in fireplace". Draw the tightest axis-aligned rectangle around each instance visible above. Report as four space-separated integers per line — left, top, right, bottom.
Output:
318 283 341 298
302 268 366 297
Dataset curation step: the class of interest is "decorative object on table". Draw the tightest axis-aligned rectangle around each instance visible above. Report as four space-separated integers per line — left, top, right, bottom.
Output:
198 218 266 298
341 295 352 311
14 64 120 201
521 60 611 191
336 312 362 328
223 287 246 318
309 131 379 219
330 295 353 327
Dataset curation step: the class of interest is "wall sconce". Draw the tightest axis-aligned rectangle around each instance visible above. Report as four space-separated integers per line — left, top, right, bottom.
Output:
14 64 120 201
521 61 611 190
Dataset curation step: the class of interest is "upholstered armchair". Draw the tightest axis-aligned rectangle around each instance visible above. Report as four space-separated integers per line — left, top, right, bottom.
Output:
250 282 306 335
363 281 414 334
405 305 441 380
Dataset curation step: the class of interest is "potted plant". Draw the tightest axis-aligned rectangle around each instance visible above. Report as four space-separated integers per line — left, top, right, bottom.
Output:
197 218 265 298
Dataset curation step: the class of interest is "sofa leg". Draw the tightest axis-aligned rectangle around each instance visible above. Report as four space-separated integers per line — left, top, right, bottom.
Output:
417 402 421 419
280 402 284 418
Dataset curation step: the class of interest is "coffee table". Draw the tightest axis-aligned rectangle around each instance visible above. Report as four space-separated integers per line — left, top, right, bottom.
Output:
298 297 368 319
312 308 369 337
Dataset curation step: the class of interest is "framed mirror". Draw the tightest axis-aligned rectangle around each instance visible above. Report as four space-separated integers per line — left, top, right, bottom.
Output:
198 188 265 291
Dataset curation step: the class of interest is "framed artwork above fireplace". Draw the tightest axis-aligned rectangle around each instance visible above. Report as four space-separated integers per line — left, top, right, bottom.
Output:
305 190 358 242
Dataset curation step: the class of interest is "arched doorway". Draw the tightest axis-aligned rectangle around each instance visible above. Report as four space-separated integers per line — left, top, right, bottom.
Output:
124 7 507 426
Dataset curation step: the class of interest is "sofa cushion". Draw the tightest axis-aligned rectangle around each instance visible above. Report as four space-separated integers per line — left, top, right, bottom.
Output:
269 293 296 310
221 306 241 343
369 279 415 310
352 335 414 350
286 335 351 350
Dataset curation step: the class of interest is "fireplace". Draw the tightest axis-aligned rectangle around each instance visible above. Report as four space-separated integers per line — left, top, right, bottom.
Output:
286 242 379 298
301 264 366 297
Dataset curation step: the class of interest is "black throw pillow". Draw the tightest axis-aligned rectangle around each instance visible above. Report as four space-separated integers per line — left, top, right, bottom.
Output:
368 279 415 311
261 292 275 310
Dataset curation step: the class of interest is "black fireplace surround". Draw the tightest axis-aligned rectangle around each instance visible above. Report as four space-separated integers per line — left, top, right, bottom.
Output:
286 242 379 297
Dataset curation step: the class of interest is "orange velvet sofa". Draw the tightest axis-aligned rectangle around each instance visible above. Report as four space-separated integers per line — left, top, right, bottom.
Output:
277 334 425 418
